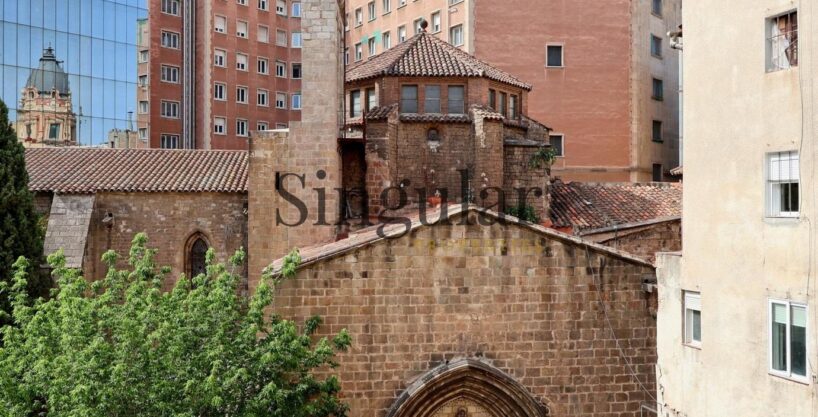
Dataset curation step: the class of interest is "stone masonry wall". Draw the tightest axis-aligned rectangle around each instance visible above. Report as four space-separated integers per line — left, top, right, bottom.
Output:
503 145 550 220
83 192 247 289
593 220 682 263
273 211 657 417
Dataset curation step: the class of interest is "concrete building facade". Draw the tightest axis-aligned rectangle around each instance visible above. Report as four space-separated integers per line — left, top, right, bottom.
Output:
656 1 817 415
141 0 303 149
344 0 682 182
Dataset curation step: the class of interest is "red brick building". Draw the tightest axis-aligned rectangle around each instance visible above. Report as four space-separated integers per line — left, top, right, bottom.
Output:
140 0 304 150
343 30 552 220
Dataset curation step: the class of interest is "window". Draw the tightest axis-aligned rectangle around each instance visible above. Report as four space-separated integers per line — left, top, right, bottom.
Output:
366 88 378 111
138 128 148 140
215 15 227 33
414 18 424 34
768 11 798 71
161 31 180 49
236 86 248 104
652 0 662 16
161 65 179 83
276 123 288 129
48 123 60 139
651 35 663 57
161 134 180 149
368 2 376 21
257 122 269 131
399 26 407 42
770 300 808 382
509 95 520 119
138 75 148 87
258 25 269 43
214 117 226 135
236 119 248 137
214 82 226 100
276 0 286 15
292 93 302 110
652 78 664 100
431 11 441 33
550 134 564 157
139 50 149 63
382 0 391 14
350 90 362 117
160 101 179 118
450 25 463 46
355 8 363 26
161 0 180 15
767 151 800 217
448 85 465 114
652 164 663 182
489 89 496 110
344 48 350 65
499 92 507 116
292 63 302 79
258 89 269 106
258 57 269 74
401 85 418 113
276 61 286 77
425 85 441 113
276 29 287 46
383 31 392 49
684 291 701 347
138 100 149 114
546 44 563 67
292 32 302 48
652 120 663 142
214 49 227 67
276 92 287 109
368 37 377 56
292 2 302 17
237 20 248 38
237 0 247 5
237 53 248 71
259 0 268 11
355 43 363 61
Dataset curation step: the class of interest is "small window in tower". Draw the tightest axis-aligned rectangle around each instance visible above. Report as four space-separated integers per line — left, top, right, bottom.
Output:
48 123 60 140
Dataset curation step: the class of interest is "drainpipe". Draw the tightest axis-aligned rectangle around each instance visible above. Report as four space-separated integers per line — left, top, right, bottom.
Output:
669 25 683 168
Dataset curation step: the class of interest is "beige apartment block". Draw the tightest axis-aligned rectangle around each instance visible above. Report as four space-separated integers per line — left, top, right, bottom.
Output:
344 0 682 182
657 0 817 415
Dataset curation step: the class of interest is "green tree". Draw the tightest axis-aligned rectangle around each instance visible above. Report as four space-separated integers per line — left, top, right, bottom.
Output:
0 98 44 325
0 234 351 416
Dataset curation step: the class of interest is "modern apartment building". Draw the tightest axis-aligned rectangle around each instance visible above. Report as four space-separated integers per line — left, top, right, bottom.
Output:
345 0 681 182
656 1 815 415
141 0 303 149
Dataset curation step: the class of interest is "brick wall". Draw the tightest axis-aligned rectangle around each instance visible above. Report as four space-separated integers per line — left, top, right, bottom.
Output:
83 192 247 289
590 219 682 263
503 144 549 219
273 210 657 417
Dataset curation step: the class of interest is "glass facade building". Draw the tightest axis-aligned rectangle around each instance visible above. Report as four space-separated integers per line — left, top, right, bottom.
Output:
1 0 148 146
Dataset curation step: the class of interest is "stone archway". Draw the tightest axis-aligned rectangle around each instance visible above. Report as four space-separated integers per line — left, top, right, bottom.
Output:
386 359 548 417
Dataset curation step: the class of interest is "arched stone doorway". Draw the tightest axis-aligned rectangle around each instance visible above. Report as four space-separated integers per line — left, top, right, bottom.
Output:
386 359 548 417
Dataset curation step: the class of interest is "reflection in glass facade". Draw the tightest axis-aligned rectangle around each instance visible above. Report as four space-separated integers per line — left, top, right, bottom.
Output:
1 0 148 146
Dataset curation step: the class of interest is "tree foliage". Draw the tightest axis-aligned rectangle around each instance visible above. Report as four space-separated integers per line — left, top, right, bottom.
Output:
0 98 44 325
0 233 351 416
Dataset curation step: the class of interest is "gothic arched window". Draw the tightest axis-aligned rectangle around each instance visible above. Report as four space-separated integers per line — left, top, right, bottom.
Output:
189 237 209 277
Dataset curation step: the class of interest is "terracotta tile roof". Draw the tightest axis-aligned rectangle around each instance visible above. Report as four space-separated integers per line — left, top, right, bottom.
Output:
366 104 398 120
346 31 533 90
266 204 653 275
26 147 248 194
549 181 682 232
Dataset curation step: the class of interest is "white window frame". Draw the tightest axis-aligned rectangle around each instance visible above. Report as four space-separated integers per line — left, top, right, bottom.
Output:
550 133 565 157
414 18 424 34
546 43 564 68
292 32 302 48
683 291 701 348
382 0 391 14
368 37 377 56
383 31 392 49
236 86 248 104
161 0 180 15
258 25 269 43
237 0 247 5
160 100 180 119
138 100 149 114
276 29 288 46
355 7 363 26
769 299 809 383
292 93 302 110
276 92 287 109
214 117 227 135
766 151 800 218
292 2 302 17
355 43 363 61
160 134 181 149
214 15 227 33
368 1 376 21
236 53 248 71
236 119 249 137
161 30 180 49
257 121 269 131
214 82 226 101
259 0 268 11
258 57 269 74
160 64 180 83
767 10 799 72
449 24 463 46
431 11 441 33
138 128 148 140
276 61 287 78
138 50 149 63
214 49 227 67
236 20 248 38
257 89 269 107
276 0 287 15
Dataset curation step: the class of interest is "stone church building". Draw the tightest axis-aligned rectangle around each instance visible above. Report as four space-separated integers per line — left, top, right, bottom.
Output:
16 47 77 147
24 1 671 415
